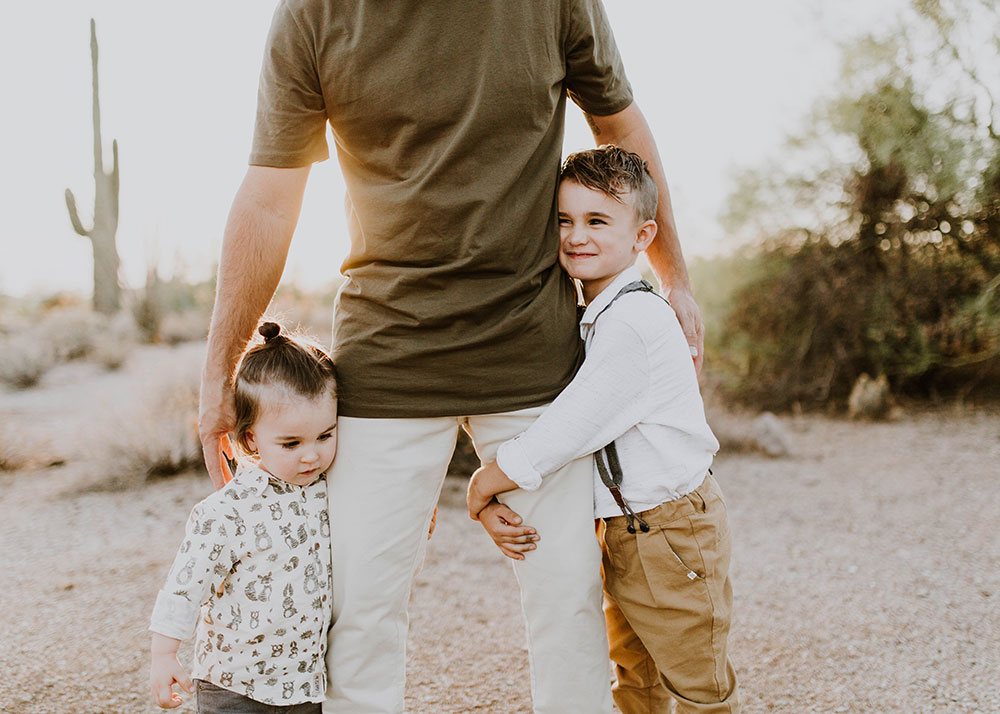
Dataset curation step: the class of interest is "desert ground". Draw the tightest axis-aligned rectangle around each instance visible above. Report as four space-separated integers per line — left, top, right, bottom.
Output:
0 343 998 714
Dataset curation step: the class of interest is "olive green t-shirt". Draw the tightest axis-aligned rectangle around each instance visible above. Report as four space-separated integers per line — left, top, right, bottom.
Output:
251 0 633 417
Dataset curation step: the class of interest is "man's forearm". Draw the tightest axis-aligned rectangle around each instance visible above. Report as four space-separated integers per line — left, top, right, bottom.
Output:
586 103 692 294
204 167 310 383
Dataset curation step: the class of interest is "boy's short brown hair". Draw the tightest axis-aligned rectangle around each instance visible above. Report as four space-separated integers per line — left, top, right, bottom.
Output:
560 144 658 222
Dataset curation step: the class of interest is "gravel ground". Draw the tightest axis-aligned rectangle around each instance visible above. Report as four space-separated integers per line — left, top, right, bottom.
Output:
1 347 998 714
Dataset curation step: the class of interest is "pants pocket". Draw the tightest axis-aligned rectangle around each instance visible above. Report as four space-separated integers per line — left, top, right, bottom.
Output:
640 519 706 584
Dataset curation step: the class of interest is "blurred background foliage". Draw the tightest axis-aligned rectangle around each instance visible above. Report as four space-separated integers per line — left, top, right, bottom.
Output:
694 0 1000 409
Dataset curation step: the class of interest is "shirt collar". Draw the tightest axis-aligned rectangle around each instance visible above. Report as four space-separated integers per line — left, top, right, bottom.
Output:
231 464 323 494
579 265 645 327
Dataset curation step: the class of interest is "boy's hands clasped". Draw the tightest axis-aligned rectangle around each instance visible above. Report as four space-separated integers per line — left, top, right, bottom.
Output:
468 461 539 561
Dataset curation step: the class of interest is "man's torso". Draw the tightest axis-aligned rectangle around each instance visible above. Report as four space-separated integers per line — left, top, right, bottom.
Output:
253 0 633 416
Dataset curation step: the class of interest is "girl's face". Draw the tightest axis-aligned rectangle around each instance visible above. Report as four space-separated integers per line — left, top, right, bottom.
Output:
245 388 338 486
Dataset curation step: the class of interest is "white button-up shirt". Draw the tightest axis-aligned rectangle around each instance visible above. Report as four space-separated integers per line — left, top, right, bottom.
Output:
149 466 332 704
497 266 719 519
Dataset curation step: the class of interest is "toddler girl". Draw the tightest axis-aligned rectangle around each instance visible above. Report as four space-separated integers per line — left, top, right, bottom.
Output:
149 321 337 713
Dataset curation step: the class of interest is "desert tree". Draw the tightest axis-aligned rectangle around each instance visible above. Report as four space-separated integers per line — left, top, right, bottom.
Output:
711 0 1000 408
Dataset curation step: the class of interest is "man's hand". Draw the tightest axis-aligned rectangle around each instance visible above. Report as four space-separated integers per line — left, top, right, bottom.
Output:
663 286 704 375
150 634 192 709
477 501 538 561
199 372 237 490
467 461 519 520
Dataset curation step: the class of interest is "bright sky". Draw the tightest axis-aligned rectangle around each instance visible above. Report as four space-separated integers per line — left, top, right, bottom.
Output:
0 1 906 298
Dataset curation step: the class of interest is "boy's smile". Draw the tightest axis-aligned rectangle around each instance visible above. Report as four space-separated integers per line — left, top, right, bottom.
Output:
557 179 657 303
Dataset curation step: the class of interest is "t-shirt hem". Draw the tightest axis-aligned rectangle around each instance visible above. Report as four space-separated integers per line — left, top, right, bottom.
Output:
248 150 329 168
337 389 567 419
571 91 634 117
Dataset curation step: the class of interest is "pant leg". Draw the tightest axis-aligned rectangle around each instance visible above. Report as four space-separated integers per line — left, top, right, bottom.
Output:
195 679 322 713
323 416 459 714
598 522 674 714
601 474 740 714
466 407 614 714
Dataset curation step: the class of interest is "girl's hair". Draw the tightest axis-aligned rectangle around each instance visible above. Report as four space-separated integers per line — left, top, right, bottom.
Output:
233 321 337 453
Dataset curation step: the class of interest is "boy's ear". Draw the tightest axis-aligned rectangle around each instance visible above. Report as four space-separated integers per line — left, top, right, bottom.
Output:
634 219 658 253
245 431 257 453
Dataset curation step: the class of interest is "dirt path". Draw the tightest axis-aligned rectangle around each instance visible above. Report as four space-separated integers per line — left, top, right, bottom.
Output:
1 349 998 713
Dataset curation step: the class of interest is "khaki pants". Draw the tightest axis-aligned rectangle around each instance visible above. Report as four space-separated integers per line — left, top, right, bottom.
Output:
600 473 740 714
323 408 613 714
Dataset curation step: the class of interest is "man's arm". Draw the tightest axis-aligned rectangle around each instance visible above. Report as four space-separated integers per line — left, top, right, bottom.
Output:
586 102 704 374
199 165 311 488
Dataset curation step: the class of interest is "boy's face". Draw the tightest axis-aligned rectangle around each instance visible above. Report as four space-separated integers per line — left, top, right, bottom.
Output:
557 179 657 301
245 388 338 487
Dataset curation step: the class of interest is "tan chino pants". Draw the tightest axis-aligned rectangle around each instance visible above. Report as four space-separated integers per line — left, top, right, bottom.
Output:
600 473 740 714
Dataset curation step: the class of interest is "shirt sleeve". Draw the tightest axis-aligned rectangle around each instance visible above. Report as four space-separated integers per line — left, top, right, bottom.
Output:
497 316 650 489
249 1 330 167
563 0 634 116
149 500 234 641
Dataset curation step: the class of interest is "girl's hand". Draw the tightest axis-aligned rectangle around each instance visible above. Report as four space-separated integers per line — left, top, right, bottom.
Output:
477 501 539 561
150 634 193 709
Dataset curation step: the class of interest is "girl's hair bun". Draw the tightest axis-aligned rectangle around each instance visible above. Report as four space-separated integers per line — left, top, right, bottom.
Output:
258 322 281 341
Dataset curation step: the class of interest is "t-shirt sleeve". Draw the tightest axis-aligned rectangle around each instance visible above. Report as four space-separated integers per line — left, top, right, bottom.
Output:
563 0 634 116
249 1 330 167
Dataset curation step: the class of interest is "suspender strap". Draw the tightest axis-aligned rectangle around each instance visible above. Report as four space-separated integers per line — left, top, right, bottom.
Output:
595 443 649 534
592 280 668 324
591 279 670 534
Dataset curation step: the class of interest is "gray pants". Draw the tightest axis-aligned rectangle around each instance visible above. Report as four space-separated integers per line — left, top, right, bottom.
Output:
195 680 322 714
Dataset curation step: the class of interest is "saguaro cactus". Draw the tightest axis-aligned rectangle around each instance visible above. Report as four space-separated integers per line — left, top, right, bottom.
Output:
65 18 121 315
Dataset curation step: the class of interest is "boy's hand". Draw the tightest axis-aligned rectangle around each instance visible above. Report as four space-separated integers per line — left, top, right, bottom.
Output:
467 461 519 520
478 500 539 561
150 634 193 709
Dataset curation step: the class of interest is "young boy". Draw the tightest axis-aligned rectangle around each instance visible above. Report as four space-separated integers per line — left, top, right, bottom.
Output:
467 146 740 714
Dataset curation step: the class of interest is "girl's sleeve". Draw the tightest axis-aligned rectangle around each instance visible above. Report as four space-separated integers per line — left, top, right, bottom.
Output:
496 315 650 489
149 500 233 641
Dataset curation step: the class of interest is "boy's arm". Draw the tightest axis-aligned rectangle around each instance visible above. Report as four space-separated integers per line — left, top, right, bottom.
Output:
199 165 311 488
586 102 704 374
485 316 652 498
467 461 520 518
149 632 192 709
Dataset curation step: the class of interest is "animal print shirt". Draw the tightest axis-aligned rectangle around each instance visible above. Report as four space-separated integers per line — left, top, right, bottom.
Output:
149 466 332 704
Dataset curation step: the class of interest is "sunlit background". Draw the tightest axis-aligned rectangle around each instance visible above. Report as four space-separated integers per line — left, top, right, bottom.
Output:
2 0 906 297
2 4 999 713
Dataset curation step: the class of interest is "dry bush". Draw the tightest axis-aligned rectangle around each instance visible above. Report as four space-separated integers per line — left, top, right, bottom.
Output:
0 421 60 472
38 308 105 362
159 309 210 345
0 422 29 471
99 364 204 486
91 313 139 370
0 334 56 389
0 309 141 387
